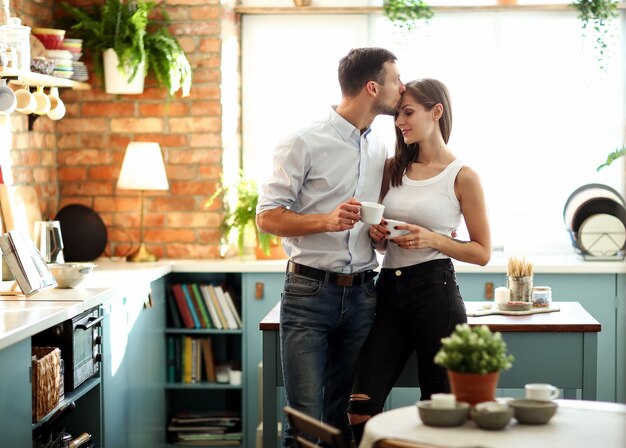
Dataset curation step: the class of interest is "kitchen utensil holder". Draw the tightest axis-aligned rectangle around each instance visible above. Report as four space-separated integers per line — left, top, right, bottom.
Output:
508 276 533 302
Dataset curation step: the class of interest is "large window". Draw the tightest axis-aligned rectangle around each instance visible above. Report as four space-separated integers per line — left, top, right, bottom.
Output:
241 5 624 255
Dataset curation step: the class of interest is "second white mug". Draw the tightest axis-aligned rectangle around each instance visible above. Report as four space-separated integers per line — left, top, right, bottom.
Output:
525 383 559 401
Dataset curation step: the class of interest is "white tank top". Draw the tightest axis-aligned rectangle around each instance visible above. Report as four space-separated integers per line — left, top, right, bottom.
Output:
382 159 464 269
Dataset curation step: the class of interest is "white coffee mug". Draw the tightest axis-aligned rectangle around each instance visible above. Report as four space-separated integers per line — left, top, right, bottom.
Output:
525 383 559 401
360 201 385 225
15 85 36 114
0 78 16 115
33 85 51 116
47 87 66 121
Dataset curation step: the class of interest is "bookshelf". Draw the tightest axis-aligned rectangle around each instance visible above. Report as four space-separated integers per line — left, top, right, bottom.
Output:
165 273 243 448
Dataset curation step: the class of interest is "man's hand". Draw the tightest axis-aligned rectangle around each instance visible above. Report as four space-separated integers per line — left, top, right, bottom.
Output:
325 198 361 232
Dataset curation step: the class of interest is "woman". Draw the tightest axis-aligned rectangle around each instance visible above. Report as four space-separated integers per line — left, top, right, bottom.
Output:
348 78 491 443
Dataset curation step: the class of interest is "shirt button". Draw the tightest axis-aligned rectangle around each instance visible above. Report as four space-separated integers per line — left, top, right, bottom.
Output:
395 270 402 277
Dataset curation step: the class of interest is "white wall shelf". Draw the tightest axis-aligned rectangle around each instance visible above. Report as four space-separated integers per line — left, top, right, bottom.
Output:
1 68 90 90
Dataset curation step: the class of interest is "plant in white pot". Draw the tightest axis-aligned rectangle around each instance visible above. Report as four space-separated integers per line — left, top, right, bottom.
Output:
62 0 191 96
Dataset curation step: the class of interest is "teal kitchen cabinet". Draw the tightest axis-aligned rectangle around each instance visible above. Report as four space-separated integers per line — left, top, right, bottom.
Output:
242 272 285 447
101 277 166 447
389 272 618 408
0 338 32 447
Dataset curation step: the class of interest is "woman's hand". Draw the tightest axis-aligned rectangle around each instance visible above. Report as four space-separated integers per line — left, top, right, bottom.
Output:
369 222 388 244
391 224 437 250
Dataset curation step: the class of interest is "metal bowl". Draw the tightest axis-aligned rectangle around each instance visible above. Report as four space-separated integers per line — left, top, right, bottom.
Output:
48 262 96 288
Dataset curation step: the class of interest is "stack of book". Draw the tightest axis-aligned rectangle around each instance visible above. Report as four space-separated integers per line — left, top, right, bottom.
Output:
169 283 242 330
167 412 242 446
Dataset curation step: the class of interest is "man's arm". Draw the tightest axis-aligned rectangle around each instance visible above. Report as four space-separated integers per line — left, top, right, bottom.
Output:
256 199 362 237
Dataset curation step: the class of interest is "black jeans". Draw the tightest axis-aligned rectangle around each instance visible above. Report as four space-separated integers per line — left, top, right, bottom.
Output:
348 258 467 416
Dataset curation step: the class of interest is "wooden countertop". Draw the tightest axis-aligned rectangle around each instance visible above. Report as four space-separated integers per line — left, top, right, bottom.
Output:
259 301 601 333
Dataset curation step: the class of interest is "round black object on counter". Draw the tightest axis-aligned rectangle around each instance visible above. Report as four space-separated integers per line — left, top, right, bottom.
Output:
55 204 108 261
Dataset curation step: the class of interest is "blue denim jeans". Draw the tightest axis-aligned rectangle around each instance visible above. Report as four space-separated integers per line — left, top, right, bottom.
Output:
280 271 377 447
348 259 467 417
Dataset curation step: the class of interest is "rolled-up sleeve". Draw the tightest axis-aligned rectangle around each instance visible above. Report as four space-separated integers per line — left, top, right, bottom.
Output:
257 134 309 214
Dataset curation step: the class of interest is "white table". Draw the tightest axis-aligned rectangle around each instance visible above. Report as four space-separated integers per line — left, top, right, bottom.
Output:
360 400 626 448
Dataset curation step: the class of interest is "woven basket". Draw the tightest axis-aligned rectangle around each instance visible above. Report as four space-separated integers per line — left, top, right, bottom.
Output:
32 347 61 422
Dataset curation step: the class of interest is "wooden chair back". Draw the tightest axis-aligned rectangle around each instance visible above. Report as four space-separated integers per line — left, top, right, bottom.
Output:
283 406 348 448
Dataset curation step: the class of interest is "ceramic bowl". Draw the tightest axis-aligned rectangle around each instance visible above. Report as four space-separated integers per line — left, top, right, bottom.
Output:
32 28 66 50
48 263 96 288
384 218 411 239
417 401 469 427
471 402 513 430
509 399 558 425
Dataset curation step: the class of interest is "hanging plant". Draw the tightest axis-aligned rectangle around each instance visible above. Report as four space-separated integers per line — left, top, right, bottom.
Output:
572 0 619 71
383 0 434 32
597 145 626 171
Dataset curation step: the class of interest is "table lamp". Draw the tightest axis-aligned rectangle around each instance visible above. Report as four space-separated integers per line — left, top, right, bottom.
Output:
117 142 169 262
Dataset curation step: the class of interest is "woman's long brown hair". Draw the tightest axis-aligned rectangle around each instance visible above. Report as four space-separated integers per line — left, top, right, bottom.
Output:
389 79 453 187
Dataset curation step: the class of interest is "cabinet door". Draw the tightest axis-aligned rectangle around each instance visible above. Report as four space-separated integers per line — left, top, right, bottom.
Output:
0 338 32 447
242 272 285 447
101 279 166 448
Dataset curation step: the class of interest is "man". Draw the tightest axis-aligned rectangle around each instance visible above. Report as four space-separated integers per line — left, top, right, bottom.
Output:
256 47 405 447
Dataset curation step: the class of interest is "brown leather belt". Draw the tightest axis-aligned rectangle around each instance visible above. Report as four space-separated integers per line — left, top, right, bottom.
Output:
287 260 377 287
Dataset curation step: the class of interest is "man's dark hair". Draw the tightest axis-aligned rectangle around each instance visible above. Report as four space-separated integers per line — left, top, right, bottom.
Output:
338 47 398 97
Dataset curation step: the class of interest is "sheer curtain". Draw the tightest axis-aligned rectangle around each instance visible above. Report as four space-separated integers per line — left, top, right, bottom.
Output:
242 8 624 255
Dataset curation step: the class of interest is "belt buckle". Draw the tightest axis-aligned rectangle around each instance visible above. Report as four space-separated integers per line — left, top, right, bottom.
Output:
336 274 354 287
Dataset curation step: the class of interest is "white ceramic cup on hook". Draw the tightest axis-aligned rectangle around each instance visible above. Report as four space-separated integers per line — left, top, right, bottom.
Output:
46 87 66 121
0 78 17 115
15 85 36 114
33 85 51 116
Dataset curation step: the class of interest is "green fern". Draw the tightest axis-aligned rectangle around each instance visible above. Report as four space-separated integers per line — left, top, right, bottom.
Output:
62 0 191 97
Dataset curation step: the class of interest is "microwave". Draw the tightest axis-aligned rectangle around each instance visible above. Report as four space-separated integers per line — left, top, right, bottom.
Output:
32 306 103 391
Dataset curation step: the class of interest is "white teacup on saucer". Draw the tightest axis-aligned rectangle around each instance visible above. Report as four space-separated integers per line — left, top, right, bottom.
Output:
384 218 411 239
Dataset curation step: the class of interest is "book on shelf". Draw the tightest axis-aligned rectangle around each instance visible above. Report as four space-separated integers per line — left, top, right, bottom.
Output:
167 291 183 328
200 284 223 330
0 230 57 296
166 336 176 383
200 337 216 382
181 283 203 328
223 290 242 328
214 285 239 330
191 283 214 328
206 284 229 329
182 335 193 383
171 283 195 329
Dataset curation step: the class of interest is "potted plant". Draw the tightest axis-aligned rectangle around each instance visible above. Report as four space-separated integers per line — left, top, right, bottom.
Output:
573 0 619 71
206 173 285 259
434 324 514 406
597 145 625 171
62 0 191 96
383 0 434 32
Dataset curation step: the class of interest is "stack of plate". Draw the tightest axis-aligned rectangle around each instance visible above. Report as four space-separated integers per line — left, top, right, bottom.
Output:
59 38 88 82
44 49 73 79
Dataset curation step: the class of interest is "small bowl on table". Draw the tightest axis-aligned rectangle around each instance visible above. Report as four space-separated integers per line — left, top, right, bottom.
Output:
509 399 558 425
470 402 513 430
417 401 469 427
48 262 96 288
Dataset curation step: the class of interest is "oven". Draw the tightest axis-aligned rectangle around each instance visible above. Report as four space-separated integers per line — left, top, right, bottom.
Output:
32 306 103 392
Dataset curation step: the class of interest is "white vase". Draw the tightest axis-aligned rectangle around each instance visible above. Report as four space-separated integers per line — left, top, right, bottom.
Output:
103 48 145 95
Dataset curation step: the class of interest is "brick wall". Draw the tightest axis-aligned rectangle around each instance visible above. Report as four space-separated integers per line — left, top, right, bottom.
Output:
8 0 234 260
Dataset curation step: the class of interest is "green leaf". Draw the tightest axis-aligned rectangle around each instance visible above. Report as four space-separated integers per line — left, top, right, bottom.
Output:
597 146 625 171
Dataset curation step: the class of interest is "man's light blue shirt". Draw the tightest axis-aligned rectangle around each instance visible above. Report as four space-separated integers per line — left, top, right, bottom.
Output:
257 107 387 273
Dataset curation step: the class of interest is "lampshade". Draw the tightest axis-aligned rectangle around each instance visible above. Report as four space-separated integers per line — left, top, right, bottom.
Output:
117 142 169 191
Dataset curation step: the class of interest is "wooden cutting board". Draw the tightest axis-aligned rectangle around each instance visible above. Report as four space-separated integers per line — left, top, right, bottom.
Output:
0 185 42 238
466 306 560 317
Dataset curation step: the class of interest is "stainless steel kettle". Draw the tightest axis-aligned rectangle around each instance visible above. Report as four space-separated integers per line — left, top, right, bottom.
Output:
33 220 65 264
